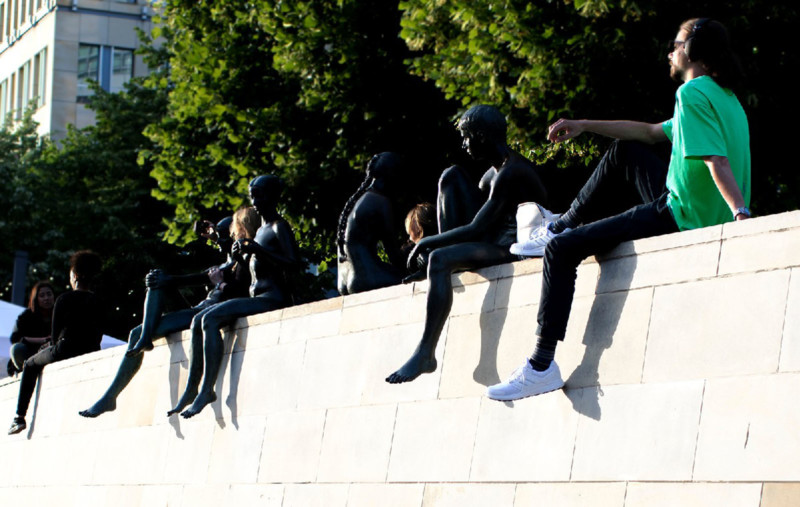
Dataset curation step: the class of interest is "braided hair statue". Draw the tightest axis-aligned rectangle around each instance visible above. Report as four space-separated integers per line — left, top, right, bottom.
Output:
337 152 405 295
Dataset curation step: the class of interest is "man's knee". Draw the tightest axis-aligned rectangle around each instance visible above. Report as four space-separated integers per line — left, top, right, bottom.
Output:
201 313 223 334
128 325 142 344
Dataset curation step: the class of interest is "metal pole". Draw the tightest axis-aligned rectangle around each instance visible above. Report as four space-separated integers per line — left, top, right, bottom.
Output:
11 250 29 306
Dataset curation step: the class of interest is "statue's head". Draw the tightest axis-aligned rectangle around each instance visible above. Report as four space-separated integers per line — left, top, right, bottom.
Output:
248 174 282 214
215 216 234 253
457 105 507 160
366 152 401 183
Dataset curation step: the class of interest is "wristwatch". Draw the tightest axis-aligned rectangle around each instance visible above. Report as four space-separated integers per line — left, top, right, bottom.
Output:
733 207 751 219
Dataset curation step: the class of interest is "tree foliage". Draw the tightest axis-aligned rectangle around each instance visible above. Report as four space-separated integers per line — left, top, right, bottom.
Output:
143 0 461 268
0 67 219 337
398 0 800 214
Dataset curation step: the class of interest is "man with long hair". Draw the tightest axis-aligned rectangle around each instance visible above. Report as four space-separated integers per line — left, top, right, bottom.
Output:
490 18 751 401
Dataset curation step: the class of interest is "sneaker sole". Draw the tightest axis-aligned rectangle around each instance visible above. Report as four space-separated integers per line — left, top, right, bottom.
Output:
509 243 546 257
486 378 565 401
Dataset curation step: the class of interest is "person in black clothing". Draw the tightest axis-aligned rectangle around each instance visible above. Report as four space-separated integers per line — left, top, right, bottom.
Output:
78 210 256 418
7 281 55 375
9 251 104 435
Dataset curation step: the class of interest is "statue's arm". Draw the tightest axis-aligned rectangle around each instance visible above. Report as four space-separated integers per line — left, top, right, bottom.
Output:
239 220 301 268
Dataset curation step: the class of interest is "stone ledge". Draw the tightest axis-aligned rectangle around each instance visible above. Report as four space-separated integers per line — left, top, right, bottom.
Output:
1 210 798 507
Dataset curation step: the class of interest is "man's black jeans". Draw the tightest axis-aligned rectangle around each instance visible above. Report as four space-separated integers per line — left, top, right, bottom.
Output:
537 140 679 341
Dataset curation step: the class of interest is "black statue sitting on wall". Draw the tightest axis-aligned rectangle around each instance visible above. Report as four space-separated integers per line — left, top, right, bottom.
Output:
386 105 550 384
78 212 256 418
169 174 300 419
337 152 405 295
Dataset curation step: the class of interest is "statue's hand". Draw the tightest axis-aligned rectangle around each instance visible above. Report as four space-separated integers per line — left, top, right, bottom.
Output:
207 266 224 285
232 238 255 256
406 239 431 271
145 269 171 288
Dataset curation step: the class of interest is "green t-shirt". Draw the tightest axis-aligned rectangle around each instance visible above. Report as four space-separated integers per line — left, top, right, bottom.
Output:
662 75 751 231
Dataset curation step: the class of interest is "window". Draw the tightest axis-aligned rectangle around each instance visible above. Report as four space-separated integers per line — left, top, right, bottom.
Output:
16 61 29 119
77 44 134 101
0 79 7 121
110 47 133 93
32 47 46 107
1 2 6 42
77 44 100 101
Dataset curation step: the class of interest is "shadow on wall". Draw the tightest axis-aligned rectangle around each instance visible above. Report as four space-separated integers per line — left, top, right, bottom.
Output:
564 253 638 421
472 275 513 388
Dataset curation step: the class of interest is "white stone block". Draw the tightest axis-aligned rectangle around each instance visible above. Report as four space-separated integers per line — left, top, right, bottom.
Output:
258 409 325 482
161 418 216 485
625 482 762 507
514 482 626 507
297 333 370 410
347 483 424 507
780 268 800 372
719 229 800 275
422 483 516 507
317 404 396 482
207 415 267 484
471 393 578 481
92 425 171 485
722 210 800 239
606 225 722 258
339 293 415 334
644 271 788 383
761 483 800 507
227 484 284 506
387 398 480 482
139 485 185 507
449 278 497 317
279 309 340 343
558 288 652 389
571 381 704 480
282 484 349 507
359 322 443 405
597 241 720 293
438 307 537 399
230 342 305 416
694 373 800 481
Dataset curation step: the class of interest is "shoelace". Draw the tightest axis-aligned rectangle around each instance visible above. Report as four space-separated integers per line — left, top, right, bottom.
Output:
528 223 553 241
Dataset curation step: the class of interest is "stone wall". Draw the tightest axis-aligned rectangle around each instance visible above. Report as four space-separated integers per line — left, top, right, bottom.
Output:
1 211 799 506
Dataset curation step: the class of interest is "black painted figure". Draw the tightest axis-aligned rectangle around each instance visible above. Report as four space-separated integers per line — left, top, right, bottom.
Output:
10 251 104 435
8 281 55 375
170 175 300 418
78 212 256 418
386 105 549 384
337 152 404 295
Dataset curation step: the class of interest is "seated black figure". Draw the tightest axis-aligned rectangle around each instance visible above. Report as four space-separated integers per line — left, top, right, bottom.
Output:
386 105 549 384
7 281 55 375
170 174 300 419
78 211 256 418
337 152 405 295
10 251 104 435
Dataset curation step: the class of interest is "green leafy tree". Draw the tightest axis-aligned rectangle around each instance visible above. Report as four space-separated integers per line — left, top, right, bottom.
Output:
142 1 461 272
1 63 219 336
398 0 800 214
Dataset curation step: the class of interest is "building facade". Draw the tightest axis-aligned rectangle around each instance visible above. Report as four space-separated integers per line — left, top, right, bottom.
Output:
0 0 155 140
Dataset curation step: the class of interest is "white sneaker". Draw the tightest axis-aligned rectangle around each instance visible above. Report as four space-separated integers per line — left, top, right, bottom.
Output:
487 360 564 401
510 222 568 257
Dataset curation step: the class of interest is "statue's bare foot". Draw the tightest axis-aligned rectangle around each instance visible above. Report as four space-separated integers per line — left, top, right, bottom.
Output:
180 391 217 419
386 352 437 384
167 388 197 416
125 340 154 358
79 397 116 418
